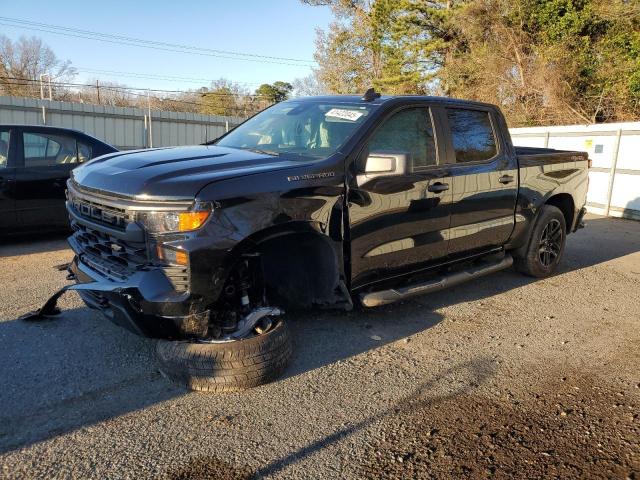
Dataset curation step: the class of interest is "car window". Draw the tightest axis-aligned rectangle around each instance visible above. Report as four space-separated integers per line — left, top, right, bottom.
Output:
446 109 497 163
78 141 92 162
23 132 79 166
367 108 437 169
0 130 9 168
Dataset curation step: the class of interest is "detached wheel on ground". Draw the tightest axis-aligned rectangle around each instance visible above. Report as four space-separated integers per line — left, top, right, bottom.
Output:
156 319 292 393
514 205 567 278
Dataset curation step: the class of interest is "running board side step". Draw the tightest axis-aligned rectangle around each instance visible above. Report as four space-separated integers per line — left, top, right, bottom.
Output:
359 254 514 307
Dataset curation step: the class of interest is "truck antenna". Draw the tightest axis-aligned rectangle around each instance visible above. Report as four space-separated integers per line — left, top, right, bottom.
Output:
362 88 381 102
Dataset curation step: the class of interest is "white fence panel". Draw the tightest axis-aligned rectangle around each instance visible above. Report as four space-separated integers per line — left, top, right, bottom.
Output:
510 122 640 221
0 96 243 150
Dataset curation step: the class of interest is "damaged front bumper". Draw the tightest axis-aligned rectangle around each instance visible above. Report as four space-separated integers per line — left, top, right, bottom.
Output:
68 255 210 339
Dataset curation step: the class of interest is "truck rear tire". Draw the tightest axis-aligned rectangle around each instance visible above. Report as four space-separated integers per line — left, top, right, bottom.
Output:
513 205 567 278
155 320 292 393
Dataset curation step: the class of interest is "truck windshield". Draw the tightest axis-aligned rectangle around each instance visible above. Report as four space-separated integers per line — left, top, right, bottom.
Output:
215 101 375 158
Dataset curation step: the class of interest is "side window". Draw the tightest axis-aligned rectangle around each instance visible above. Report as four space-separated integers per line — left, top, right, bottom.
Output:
23 133 79 166
368 108 437 169
0 130 9 168
78 142 92 162
446 109 497 163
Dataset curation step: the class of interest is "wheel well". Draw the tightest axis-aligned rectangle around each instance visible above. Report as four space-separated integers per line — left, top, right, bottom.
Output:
255 232 344 309
546 193 574 230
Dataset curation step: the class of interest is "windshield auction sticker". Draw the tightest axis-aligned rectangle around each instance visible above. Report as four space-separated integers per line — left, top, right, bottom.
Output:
325 108 364 121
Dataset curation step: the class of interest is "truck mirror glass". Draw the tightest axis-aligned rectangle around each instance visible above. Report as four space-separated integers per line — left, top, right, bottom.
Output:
357 151 409 187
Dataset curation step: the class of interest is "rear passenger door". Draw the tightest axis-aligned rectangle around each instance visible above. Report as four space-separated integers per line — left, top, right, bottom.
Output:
444 107 518 256
14 129 82 228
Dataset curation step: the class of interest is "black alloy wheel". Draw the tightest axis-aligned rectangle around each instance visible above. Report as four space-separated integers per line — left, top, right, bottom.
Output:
513 204 567 278
539 218 563 267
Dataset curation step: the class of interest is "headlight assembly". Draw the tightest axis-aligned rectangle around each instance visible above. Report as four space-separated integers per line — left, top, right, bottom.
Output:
136 203 212 234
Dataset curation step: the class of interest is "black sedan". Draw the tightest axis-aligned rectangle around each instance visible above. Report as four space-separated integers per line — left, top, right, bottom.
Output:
0 125 117 234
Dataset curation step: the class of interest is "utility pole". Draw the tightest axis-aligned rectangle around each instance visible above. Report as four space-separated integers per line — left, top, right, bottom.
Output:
39 73 51 124
144 114 148 148
147 89 153 148
96 80 101 104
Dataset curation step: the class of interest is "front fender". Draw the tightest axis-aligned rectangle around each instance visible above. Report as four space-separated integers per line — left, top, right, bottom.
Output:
179 171 346 304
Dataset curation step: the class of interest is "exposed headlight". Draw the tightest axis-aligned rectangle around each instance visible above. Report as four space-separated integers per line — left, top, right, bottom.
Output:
156 244 189 266
136 203 211 234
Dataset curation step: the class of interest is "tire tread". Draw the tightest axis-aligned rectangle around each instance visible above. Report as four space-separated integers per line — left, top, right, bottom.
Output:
513 205 567 278
155 321 292 393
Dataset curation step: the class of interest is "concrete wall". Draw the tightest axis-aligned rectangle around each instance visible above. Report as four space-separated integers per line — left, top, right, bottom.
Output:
0 96 244 150
510 122 640 221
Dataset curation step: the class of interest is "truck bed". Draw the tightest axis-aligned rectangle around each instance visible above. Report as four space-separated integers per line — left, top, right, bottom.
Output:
515 146 589 164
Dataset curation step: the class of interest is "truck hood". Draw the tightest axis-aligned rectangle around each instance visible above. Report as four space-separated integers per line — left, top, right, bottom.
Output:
72 145 311 199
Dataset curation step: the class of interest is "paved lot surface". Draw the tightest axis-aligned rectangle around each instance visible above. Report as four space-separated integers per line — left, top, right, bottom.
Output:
0 214 638 479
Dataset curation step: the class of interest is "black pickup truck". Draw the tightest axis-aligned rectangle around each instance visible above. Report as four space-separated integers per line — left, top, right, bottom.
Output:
44 91 589 391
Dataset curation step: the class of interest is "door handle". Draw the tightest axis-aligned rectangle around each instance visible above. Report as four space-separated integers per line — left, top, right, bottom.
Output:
499 174 515 184
427 182 449 193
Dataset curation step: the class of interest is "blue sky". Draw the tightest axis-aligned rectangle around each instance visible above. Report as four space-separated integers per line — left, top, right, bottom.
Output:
0 0 333 92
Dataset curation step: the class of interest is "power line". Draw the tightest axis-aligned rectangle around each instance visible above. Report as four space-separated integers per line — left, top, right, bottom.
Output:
74 67 264 86
1 78 276 113
0 17 316 67
0 21 311 67
1 79 199 107
1 76 265 98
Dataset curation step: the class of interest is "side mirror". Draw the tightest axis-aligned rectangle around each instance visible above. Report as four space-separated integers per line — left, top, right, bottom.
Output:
357 151 410 187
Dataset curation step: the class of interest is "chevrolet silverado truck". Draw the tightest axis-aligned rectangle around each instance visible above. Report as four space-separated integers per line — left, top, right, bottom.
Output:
35 90 589 392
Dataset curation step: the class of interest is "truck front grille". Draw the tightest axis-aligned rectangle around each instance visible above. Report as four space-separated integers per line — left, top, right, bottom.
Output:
71 195 132 231
72 224 190 293
68 182 191 293
72 223 149 279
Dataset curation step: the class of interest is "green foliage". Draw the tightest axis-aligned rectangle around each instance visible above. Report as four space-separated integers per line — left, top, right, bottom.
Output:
199 79 247 116
255 81 293 102
307 0 640 124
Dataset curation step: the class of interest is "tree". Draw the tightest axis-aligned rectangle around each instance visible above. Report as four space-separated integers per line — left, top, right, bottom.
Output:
438 0 640 124
292 72 327 97
0 35 76 97
255 81 293 102
200 79 248 116
74 79 136 107
306 0 444 94
306 0 640 124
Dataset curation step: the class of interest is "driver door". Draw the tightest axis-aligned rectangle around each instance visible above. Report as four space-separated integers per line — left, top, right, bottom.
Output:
348 106 453 288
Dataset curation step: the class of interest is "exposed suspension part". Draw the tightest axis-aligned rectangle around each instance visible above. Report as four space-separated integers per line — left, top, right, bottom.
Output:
207 252 277 340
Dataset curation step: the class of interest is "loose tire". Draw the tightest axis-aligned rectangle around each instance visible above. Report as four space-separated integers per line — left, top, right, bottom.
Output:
156 320 292 393
513 205 567 278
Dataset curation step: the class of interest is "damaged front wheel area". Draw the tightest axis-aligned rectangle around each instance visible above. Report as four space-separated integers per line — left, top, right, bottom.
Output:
154 253 293 392
155 318 293 393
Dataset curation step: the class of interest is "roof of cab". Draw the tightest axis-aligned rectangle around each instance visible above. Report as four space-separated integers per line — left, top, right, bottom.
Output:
287 94 498 110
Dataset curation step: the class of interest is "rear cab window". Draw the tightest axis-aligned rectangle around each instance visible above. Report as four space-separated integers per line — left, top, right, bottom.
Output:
23 132 79 166
446 108 498 163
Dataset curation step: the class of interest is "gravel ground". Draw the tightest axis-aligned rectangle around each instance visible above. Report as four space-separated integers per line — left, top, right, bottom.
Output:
0 214 638 479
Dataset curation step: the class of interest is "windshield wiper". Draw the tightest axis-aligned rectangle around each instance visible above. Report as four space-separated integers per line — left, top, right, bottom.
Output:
245 148 280 157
